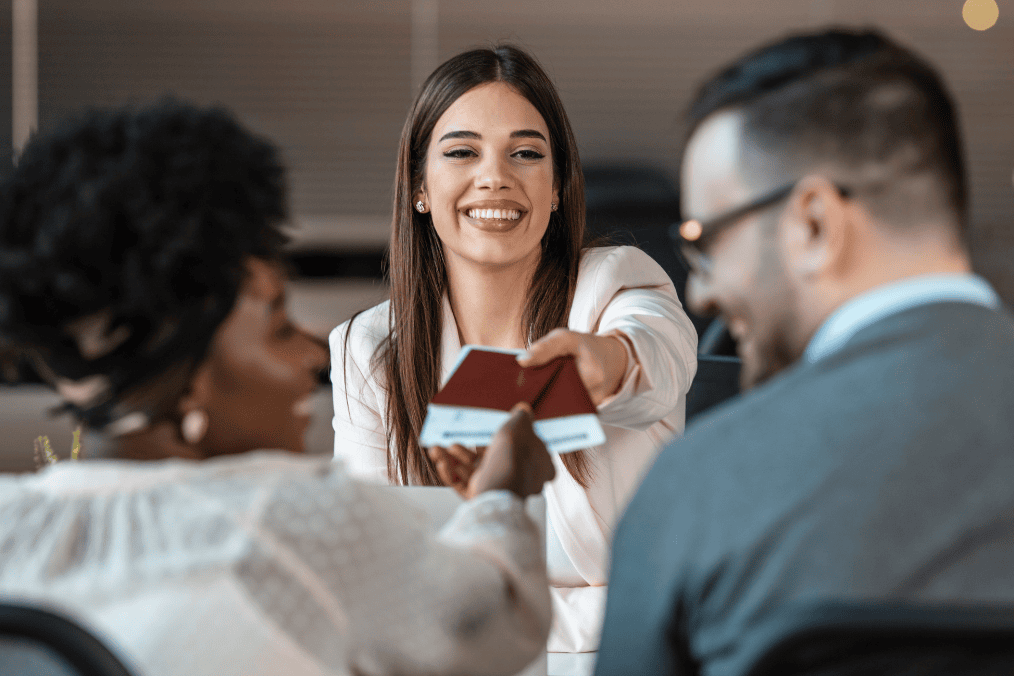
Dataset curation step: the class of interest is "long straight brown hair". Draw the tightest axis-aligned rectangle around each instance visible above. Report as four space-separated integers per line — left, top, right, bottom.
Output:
344 44 591 487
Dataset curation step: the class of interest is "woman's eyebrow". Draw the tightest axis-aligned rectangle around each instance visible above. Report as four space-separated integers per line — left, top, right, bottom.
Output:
437 129 548 142
438 130 480 142
510 129 547 141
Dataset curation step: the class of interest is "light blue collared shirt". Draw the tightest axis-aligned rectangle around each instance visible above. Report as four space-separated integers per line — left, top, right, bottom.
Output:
804 273 1002 364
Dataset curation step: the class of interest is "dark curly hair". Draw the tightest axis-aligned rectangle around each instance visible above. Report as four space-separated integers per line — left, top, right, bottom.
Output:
0 98 290 429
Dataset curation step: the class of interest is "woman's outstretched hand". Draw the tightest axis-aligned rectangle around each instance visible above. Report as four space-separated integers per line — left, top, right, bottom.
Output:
427 402 555 500
516 328 629 406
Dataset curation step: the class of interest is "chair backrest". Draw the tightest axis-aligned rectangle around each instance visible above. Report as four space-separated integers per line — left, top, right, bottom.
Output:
0 602 136 676
0 636 81 676
739 601 1014 676
685 316 742 423
582 162 718 338
686 355 741 423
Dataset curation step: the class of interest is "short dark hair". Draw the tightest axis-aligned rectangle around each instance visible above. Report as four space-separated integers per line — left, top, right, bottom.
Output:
0 98 290 428
684 28 967 230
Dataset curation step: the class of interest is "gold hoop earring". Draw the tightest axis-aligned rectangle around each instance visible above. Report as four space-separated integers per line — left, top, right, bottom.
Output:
181 409 209 445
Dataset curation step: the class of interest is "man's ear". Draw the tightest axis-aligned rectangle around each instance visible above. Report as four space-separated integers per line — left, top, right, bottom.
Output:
780 174 850 282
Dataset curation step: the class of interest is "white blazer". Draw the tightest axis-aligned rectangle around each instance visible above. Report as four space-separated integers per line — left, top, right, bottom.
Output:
330 245 698 653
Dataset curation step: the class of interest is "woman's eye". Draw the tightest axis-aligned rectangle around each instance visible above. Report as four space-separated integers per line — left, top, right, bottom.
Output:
513 149 545 160
443 148 476 159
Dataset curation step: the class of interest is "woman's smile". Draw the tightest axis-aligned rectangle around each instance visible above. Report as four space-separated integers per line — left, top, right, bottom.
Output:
460 199 529 232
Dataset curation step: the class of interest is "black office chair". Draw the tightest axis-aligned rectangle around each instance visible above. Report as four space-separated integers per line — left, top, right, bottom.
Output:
685 318 742 423
685 354 741 423
0 602 136 676
739 601 1014 676
582 163 744 420
583 162 714 337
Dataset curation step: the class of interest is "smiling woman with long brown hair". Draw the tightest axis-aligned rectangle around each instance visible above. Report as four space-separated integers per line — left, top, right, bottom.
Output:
331 44 698 664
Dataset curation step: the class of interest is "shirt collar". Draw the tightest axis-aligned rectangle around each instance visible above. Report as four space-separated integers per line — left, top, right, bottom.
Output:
805 273 1001 364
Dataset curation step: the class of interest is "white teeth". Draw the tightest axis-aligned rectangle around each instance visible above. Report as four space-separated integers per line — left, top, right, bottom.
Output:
467 209 521 220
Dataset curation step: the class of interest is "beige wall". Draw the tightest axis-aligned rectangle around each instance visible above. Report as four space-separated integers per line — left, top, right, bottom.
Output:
2 0 1011 469
12 0 1014 298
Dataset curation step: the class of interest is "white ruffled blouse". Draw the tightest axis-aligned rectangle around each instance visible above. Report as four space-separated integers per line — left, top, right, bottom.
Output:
0 452 550 676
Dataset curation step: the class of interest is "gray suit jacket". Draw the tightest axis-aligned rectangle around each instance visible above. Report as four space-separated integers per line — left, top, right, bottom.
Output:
595 301 1014 676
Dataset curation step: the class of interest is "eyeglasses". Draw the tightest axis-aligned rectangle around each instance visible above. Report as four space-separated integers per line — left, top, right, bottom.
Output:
668 182 851 277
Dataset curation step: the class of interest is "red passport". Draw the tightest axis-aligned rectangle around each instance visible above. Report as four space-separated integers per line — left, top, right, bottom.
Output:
419 346 606 454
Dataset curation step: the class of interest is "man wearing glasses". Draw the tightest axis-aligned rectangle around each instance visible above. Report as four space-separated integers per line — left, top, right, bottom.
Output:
595 28 1014 675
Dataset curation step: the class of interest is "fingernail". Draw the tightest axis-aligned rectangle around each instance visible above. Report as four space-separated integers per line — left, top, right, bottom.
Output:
517 352 532 362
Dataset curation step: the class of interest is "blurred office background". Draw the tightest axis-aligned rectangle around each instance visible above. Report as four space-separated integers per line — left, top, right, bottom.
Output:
1 0 1011 469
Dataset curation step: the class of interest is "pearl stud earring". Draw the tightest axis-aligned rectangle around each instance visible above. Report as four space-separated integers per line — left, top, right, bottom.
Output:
181 409 209 444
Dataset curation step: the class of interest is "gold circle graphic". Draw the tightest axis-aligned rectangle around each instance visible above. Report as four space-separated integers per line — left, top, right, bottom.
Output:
963 0 999 30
